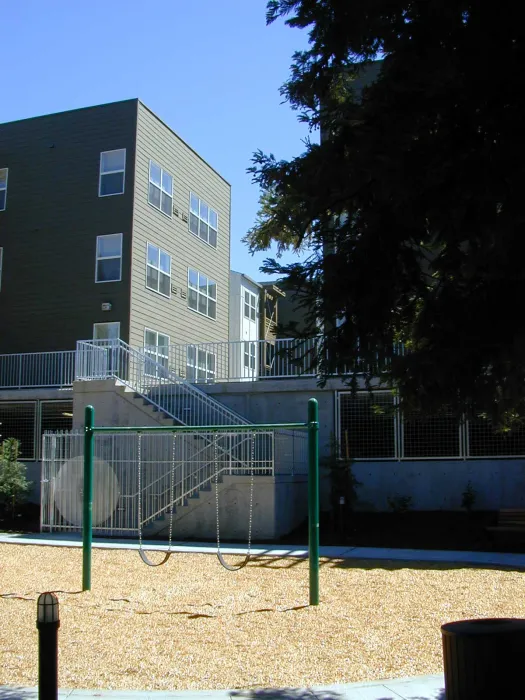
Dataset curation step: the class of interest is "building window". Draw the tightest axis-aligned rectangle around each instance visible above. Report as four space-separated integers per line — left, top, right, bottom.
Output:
189 193 218 247
144 328 170 375
0 168 7 211
99 149 126 196
149 161 173 217
93 322 120 341
0 402 37 461
95 234 122 283
244 342 256 370
146 243 171 297
188 269 217 319
186 347 216 383
244 290 258 321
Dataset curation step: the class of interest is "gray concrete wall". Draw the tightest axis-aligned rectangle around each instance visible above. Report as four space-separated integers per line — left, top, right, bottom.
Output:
73 380 175 430
151 474 307 541
353 459 525 512
204 378 338 457
70 378 525 516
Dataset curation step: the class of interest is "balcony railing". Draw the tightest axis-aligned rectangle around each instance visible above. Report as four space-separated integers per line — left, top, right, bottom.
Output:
140 337 398 384
0 350 76 389
0 337 400 390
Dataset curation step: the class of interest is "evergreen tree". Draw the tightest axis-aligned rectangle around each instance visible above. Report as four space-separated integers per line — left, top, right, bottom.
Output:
249 1 525 422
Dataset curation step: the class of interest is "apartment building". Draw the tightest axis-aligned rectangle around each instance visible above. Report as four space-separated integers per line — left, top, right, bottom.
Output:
0 99 231 371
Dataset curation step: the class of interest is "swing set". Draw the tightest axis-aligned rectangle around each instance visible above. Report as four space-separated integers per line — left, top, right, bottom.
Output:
80 398 320 605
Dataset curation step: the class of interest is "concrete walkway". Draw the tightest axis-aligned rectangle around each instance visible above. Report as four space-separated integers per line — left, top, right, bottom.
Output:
1 531 525 569
0 675 446 699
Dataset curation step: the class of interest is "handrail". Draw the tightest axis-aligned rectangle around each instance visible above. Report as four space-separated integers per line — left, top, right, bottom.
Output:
75 338 251 426
0 349 76 389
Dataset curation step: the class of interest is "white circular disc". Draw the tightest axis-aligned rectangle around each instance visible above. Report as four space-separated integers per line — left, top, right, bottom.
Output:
53 456 120 527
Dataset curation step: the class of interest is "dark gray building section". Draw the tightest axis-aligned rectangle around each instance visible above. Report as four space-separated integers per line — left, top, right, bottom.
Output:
0 100 138 352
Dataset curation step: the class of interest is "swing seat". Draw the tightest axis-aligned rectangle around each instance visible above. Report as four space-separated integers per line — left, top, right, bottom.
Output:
217 549 250 571
139 549 173 567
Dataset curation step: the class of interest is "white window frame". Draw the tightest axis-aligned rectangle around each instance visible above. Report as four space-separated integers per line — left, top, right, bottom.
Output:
146 242 171 298
189 192 218 247
243 341 257 370
148 160 173 218
95 233 123 283
144 328 170 375
98 149 126 197
243 289 258 322
0 168 7 211
93 322 121 340
0 248 3 292
186 346 216 383
187 268 217 320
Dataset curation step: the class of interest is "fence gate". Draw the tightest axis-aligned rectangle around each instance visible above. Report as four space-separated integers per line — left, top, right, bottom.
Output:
41 428 281 537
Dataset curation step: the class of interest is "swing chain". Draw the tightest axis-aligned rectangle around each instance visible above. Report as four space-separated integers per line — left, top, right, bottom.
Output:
137 432 143 547
168 433 176 549
215 429 255 571
137 431 174 567
246 431 255 558
215 432 221 551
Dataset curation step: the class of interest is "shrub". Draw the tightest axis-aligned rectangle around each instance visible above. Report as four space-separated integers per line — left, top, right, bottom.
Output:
387 494 413 514
461 480 477 512
0 438 32 518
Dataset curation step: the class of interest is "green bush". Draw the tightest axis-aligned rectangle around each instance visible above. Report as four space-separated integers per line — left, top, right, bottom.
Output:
461 480 477 512
0 438 32 518
321 434 361 518
387 494 413 514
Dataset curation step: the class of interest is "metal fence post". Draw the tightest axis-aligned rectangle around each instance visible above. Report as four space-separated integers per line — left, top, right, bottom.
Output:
308 397 320 605
82 405 95 591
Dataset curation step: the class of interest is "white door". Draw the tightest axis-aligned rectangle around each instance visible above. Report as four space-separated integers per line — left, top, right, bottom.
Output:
241 289 258 380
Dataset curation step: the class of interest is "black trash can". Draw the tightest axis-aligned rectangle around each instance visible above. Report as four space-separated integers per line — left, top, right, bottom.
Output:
441 618 525 699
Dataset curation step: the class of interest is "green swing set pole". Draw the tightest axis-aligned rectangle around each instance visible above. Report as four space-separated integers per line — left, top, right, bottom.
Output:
308 397 320 605
82 405 95 591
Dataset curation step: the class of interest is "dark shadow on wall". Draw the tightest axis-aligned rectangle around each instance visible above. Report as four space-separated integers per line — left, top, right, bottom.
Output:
232 688 446 700
0 688 37 700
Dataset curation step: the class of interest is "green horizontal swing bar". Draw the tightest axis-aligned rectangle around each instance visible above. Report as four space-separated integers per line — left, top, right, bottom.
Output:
90 422 308 433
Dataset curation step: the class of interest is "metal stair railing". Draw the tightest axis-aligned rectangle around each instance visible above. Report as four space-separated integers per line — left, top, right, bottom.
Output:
75 339 251 426
138 431 273 529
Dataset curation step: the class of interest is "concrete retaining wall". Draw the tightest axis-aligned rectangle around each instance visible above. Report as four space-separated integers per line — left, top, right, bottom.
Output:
353 459 525 512
154 474 308 541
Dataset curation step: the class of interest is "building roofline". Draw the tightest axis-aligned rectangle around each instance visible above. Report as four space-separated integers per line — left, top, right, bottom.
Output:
231 270 263 289
138 100 230 187
0 98 230 187
0 98 139 127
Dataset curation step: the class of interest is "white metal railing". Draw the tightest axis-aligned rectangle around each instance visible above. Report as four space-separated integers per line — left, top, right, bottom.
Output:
75 339 250 427
0 350 76 389
40 428 304 536
138 338 320 384
138 338 402 384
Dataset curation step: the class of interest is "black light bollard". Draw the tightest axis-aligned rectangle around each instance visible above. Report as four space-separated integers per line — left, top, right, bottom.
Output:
36 592 60 700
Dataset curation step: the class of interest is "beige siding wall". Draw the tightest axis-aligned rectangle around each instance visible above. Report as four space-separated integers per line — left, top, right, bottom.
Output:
129 102 231 358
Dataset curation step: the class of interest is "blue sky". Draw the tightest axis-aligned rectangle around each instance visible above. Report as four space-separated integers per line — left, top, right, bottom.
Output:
1 0 312 280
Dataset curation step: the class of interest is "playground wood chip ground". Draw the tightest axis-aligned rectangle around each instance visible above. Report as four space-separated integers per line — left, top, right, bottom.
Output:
2 544 525 691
